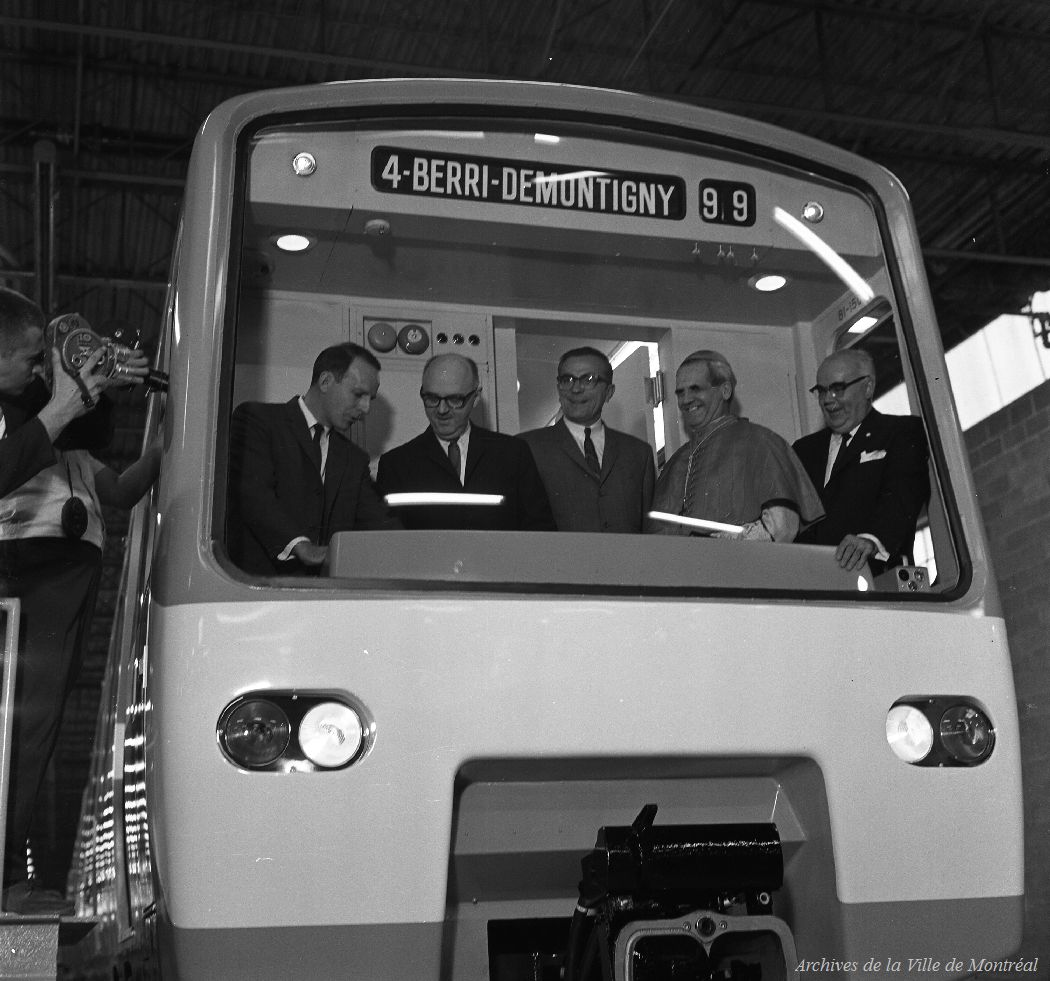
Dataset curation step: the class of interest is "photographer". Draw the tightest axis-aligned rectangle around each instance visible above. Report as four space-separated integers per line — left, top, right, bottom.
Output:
0 296 157 914
0 288 122 497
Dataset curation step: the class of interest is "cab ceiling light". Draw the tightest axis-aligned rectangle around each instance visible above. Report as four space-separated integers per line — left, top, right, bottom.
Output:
848 315 880 334
750 274 787 292
274 233 313 252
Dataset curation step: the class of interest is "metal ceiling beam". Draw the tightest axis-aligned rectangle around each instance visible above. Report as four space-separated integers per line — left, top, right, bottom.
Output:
616 0 679 83
746 0 1050 46
924 249 1050 269
0 268 167 290
0 163 183 190
3 17 1048 153
0 15 504 80
665 91 1050 152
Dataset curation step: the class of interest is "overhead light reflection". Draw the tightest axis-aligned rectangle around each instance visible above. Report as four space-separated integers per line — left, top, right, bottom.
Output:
773 206 874 303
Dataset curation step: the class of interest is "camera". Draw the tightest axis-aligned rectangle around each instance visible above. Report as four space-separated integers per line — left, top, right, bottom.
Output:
46 312 168 393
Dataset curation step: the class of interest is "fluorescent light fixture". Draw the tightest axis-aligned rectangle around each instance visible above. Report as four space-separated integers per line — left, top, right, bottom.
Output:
274 233 312 252
773 206 874 303
647 511 744 535
848 315 880 334
750 274 787 292
385 493 505 507
534 133 561 144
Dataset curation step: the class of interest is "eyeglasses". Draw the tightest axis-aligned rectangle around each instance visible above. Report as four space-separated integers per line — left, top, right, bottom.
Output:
809 375 869 399
556 373 611 390
420 388 477 409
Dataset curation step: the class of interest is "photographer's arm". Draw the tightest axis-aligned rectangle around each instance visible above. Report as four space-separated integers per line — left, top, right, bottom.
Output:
94 437 162 509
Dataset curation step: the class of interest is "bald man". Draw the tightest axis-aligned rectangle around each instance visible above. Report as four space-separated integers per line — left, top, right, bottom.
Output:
792 349 930 572
376 353 554 531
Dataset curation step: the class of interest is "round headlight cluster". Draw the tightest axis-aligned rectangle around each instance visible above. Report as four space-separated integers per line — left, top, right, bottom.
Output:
886 698 995 766
218 693 368 771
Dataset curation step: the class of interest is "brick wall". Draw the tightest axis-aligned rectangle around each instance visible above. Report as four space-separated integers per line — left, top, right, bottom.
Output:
964 378 1050 967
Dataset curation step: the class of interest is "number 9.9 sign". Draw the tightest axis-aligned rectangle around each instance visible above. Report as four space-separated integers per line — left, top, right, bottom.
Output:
698 179 756 227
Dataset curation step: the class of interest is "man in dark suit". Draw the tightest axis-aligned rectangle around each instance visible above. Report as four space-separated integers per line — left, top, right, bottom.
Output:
793 348 930 572
376 353 554 530
227 341 395 575
519 347 655 533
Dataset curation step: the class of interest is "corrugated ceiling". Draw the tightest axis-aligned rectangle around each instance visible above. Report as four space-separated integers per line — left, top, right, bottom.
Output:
2 1 1049 352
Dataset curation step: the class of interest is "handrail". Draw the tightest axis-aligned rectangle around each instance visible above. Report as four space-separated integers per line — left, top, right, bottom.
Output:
0 597 22 896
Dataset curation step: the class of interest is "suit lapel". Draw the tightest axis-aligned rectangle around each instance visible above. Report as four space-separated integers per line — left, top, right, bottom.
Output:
599 427 619 482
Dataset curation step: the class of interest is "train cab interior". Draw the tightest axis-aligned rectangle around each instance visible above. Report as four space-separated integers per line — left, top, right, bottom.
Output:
216 115 961 597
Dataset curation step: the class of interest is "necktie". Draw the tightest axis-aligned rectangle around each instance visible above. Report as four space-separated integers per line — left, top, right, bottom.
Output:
447 437 461 483
583 426 600 474
312 423 325 476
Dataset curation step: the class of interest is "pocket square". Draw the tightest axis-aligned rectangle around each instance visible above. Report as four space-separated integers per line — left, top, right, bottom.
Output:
860 449 886 463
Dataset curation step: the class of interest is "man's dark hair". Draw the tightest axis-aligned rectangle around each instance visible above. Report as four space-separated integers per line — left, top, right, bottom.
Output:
310 341 380 385
557 346 613 380
0 287 44 352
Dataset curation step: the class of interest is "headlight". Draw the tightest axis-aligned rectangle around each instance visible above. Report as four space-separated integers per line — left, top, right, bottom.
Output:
299 701 364 768
885 704 934 763
220 699 291 767
939 704 995 764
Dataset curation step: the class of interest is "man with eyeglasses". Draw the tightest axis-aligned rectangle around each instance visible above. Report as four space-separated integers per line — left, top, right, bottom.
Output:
227 341 396 576
377 353 554 530
792 349 929 572
519 347 655 532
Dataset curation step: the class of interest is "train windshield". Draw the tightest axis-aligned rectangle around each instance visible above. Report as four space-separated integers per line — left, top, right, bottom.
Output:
220 113 961 596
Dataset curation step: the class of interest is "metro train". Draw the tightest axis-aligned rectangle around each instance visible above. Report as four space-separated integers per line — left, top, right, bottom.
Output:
65 79 1022 980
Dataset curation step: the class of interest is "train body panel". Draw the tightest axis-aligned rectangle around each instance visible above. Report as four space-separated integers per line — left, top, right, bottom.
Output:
143 597 1020 955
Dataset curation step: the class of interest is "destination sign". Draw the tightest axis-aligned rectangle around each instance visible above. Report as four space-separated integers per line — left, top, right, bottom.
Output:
371 146 685 220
